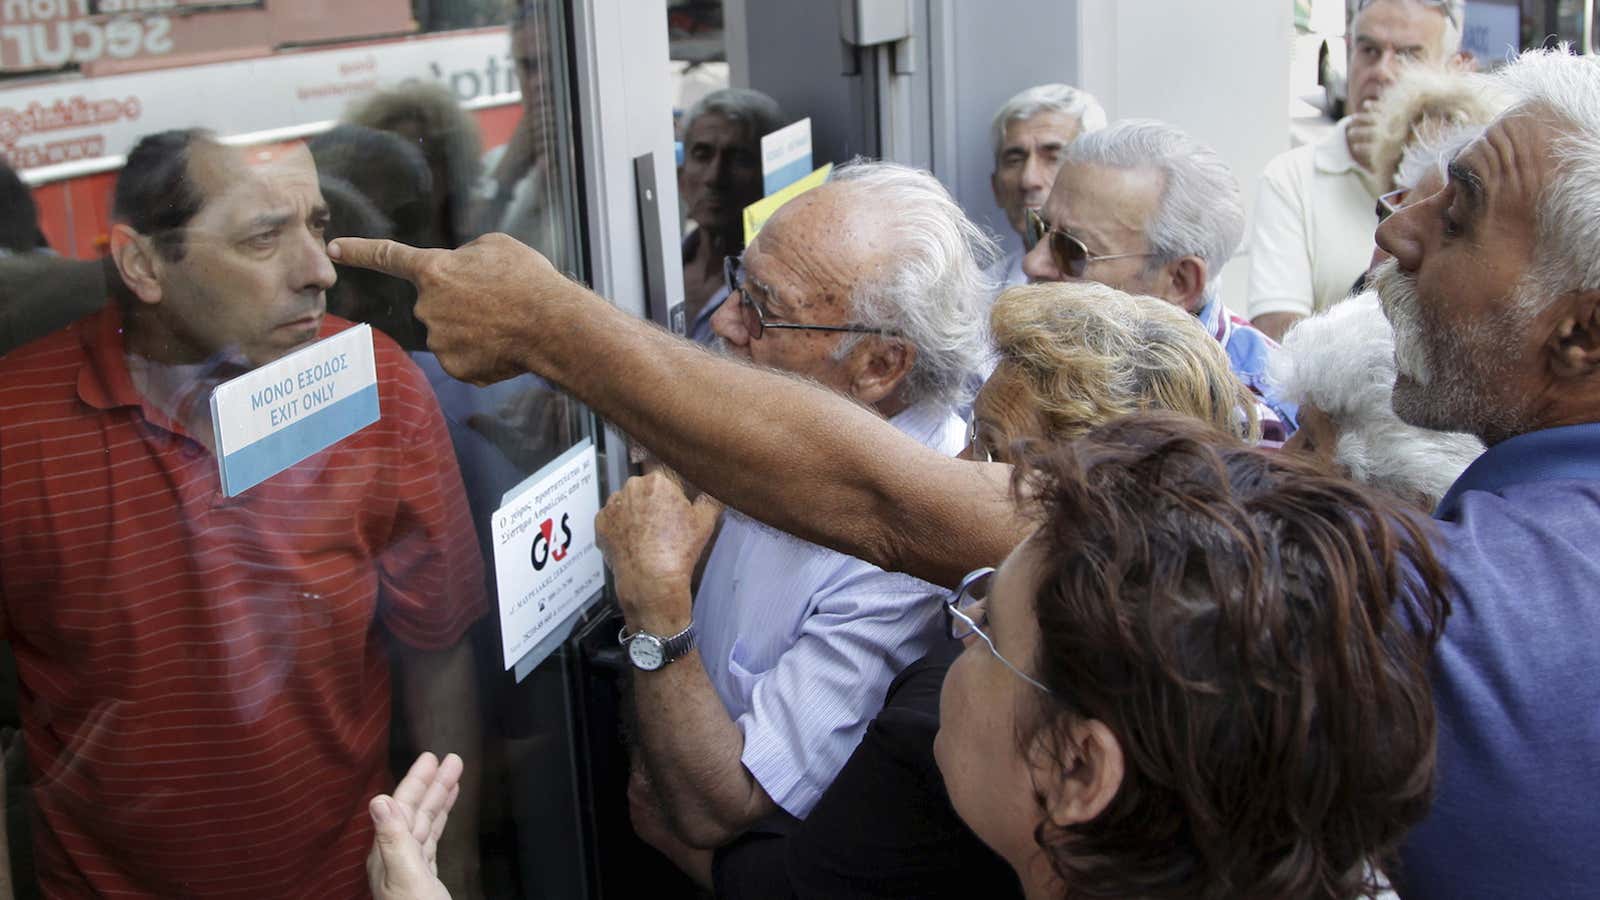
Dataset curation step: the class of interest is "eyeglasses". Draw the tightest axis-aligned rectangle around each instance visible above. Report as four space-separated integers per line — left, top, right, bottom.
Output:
1376 188 1408 224
1024 208 1154 279
723 256 900 340
944 567 1052 694
1356 0 1458 29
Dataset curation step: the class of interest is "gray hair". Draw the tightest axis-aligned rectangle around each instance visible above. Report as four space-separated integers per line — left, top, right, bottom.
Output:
1273 291 1484 507
682 88 785 142
1370 65 1510 189
1393 122 1479 192
1063 119 1245 300
1492 49 1600 309
825 159 999 409
989 83 1107 163
1354 0 1464 58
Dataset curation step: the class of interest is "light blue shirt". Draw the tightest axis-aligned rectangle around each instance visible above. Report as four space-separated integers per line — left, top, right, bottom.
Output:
985 247 1027 291
694 400 967 818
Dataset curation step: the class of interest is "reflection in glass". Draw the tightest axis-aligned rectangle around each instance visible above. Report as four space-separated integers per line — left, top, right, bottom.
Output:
0 1 596 897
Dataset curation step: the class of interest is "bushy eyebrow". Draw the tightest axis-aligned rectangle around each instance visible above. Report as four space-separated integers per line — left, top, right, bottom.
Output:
1447 159 1485 213
241 212 292 234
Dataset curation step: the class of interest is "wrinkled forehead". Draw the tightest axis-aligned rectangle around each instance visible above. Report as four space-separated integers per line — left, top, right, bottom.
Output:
1046 159 1163 229
1002 110 1082 148
187 142 322 229
1453 104 1560 202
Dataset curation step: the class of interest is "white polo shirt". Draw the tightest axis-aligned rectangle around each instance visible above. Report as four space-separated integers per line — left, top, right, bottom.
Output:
1246 118 1382 320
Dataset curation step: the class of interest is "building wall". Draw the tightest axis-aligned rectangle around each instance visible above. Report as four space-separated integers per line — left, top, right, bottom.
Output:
1070 0 1292 314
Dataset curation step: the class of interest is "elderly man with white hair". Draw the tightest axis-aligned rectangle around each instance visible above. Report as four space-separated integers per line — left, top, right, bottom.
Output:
1274 292 1482 509
986 83 1105 287
618 159 989 887
1365 47 1600 899
1020 119 1298 442
1248 0 1464 340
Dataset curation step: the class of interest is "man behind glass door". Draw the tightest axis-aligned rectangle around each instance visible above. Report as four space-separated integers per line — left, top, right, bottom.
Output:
677 88 785 343
0 130 486 898
986 83 1105 289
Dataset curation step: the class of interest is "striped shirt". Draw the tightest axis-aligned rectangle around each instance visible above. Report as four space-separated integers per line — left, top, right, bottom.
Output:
0 305 484 898
695 400 967 819
1198 295 1298 446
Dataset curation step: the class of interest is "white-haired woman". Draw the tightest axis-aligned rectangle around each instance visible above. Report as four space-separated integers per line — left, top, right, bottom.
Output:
1274 291 1483 509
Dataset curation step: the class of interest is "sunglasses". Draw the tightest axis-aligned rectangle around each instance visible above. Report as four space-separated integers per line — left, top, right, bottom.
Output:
1025 208 1154 279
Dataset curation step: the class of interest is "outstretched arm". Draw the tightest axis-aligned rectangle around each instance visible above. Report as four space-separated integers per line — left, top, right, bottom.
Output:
328 236 1025 588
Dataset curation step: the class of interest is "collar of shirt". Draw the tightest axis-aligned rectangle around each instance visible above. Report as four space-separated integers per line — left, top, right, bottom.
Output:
1436 422 1600 520
1316 117 1363 176
77 301 144 412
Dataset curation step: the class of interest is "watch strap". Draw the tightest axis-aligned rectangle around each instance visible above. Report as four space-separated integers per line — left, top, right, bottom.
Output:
658 621 697 665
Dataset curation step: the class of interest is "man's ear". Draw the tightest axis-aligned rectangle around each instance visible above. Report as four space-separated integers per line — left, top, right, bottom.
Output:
1029 719 1124 828
991 169 1004 207
849 337 916 408
109 224 164 305
1162 256 1209 314
1547 290 1600 380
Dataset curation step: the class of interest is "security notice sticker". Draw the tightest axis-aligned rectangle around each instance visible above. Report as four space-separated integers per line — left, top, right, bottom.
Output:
761 116 813 196
209 324 379 496
491 439 604 671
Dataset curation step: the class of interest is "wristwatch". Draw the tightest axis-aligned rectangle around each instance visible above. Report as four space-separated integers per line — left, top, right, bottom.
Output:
619 621 697 672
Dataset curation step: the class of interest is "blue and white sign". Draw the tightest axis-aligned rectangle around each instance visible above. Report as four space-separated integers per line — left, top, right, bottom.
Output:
208 324 380 496
761 117 813 196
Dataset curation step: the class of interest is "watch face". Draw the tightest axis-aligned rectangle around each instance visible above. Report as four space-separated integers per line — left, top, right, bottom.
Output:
628 635 666 671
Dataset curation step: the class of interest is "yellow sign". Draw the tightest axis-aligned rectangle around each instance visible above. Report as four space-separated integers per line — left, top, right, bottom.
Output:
742 163 833 246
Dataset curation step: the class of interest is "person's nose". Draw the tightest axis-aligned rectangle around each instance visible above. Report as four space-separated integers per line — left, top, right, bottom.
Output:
710 149 736 187
1020 154 1051 195
1375 197 1424 274
1021 237 1060 283
1374 49 1402 89
710 292 749 346
299 229 338 294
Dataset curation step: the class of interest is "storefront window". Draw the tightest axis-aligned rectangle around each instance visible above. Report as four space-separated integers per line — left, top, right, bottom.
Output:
0 2 597 896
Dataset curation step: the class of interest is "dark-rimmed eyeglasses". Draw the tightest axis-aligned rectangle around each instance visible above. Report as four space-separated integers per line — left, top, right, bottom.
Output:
723 256 900 340
1376 188 1408 224
1356 0 1459 29
944 567 1052 694
1024 208 1154 279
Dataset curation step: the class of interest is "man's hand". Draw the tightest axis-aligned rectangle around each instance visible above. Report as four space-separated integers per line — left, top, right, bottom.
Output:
594 473 722 631
1251 311 1305 343
328 234 576 386
1347 103 1380 175
367 752 463 900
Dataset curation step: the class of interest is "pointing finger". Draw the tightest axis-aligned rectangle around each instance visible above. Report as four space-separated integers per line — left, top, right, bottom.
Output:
327 237 441 282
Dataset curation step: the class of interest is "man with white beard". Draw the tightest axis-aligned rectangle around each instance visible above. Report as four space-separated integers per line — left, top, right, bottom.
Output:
1369 49 1600 900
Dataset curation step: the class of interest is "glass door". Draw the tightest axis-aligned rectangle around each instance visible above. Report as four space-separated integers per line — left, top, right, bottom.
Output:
0 0 676 895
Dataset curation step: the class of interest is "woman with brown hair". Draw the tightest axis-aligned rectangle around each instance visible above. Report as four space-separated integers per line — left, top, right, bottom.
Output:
936 413 1447 899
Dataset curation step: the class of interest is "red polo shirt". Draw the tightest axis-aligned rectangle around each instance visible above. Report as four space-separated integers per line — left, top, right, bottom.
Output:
0 304 485 898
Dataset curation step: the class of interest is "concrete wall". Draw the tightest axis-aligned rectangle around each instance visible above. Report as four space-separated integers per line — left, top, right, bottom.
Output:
1075 0 1293 314
941 0 1082 255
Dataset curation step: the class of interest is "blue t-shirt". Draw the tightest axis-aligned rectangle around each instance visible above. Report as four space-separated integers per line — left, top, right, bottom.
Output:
1398 423 1600 899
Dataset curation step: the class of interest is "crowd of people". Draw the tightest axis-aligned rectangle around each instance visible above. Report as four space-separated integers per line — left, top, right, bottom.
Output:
0 0 1594 897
